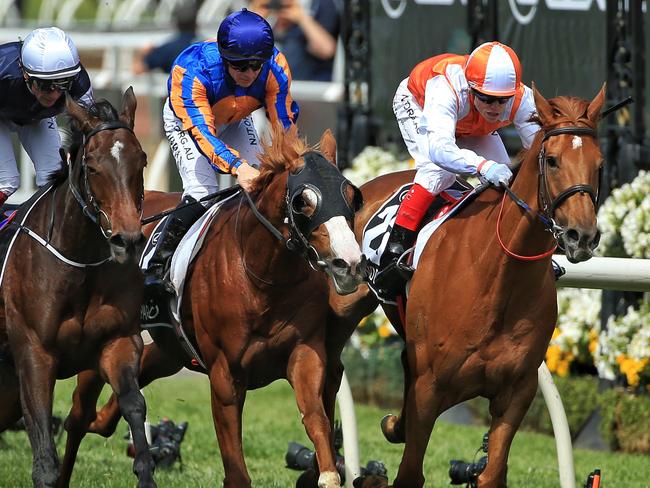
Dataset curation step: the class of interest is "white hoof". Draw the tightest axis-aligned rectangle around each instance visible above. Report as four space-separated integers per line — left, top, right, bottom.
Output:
318 470 341 488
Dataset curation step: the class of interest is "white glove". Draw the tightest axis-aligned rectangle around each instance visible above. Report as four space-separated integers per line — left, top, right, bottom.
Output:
481 162 513 187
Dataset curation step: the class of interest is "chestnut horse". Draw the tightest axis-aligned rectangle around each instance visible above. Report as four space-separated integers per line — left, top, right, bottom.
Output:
328 86 605 487
0 89 155 488
60 126 366 488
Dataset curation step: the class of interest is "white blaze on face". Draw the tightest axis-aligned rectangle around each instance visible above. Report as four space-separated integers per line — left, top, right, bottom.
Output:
111 140 124 164
324 216 362 265
572 136 583 150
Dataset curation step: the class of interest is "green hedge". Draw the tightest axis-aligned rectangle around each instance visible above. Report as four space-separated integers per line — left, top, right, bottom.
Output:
342 343 650 454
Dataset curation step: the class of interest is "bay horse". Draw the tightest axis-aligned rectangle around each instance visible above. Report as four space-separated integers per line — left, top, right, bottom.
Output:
328 85 605 487
60 126 366 488
0 89 155 488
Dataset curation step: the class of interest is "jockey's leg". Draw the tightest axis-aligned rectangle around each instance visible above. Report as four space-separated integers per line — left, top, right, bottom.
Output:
144 195 205 291
375 183 434 291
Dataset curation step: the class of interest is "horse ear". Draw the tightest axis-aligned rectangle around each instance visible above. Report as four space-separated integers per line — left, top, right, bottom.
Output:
319 129 337 166
532 82 553 126
119 86 137 129
65 93 98 133
587 82 606 123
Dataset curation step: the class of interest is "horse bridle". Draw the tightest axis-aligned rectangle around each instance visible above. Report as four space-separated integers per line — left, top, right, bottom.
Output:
241 151 362 272
536 125 600 238
68 121 138 238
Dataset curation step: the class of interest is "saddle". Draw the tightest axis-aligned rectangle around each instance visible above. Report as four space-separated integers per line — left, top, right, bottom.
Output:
362 178 477 304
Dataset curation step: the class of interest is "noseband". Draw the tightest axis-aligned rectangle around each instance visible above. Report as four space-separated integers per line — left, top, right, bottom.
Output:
538 126 600 220
68 121 136 238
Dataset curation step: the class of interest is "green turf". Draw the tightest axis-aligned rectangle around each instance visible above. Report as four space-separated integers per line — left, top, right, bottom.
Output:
1 374 648 487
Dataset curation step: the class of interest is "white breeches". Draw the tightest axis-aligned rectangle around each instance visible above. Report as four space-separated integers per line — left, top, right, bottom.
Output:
162 100 262 203
0 117 63 197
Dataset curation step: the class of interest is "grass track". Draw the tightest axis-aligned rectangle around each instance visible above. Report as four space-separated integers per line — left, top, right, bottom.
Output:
0 374 648 487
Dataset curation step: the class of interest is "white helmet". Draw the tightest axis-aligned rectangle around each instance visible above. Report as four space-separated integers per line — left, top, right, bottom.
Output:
21 27 81 80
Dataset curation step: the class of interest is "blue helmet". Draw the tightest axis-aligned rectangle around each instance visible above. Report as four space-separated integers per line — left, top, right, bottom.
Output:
217 9 274 62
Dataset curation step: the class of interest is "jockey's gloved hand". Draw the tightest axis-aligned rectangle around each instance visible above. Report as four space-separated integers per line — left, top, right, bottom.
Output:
481 162 513 188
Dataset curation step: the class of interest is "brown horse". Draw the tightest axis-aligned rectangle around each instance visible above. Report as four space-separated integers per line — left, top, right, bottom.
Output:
0 89 155 488
60 126 366 487
327 86 605 487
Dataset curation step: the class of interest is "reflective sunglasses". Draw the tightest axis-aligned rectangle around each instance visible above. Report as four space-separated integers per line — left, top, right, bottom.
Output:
472 89 512 105
30 76 75 93
227 59 264 73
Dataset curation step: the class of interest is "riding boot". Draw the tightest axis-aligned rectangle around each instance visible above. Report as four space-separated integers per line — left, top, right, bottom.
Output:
144 196 206 295
374 183 435 295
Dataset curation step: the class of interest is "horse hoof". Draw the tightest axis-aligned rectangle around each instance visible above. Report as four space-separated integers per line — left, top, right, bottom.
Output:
353 475 389 488
380 414 404 444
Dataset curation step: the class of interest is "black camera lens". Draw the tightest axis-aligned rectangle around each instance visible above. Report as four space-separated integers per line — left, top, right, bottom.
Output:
449 456 487 485
285 442 317 471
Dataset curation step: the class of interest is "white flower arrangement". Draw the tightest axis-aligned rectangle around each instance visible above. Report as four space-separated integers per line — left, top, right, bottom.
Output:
343 146 412 186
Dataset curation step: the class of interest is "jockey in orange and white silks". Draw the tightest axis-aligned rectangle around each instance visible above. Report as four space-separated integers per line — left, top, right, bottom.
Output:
375 41 540 294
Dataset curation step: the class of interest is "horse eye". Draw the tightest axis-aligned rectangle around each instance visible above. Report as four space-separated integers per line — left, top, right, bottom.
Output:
546 156 558 168
292 195 306 213
86 165 99 175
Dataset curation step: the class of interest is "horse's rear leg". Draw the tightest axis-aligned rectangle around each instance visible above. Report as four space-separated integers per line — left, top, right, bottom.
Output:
89 340 182 437
380 346 410 444
289 344 340 488
208 357 250 488
100 336 156 488
392 369 440 488
58 370 106 488
14 343 59 487
478 375 538 488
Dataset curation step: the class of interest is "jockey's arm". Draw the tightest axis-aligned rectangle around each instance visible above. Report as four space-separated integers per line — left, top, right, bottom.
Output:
169 64 246 175
420 77 489 175
264 52 300 129
513 85 541 149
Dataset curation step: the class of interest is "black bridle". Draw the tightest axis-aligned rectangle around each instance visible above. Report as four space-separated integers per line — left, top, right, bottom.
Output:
239 151 362 271
538 126 600 219
68 121 137 238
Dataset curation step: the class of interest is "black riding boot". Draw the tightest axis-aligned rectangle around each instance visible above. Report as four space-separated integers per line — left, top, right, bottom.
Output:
374 223 417 295
144 196 206 294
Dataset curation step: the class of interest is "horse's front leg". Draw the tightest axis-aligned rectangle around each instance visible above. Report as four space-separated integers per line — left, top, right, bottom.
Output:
289 343 340 488
89 340 183 437
57 370 105 488
100 335 156 488
380 346 410 444
478 374 538 488
208 355 250 488
13 337 60 488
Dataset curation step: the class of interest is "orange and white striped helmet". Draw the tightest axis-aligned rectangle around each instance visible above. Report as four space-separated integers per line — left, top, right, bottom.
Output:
464 42 521 96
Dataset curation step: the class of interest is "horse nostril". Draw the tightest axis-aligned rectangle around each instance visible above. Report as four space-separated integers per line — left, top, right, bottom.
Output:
331 258 348 270
590 230 601 250
565 228 580 244
109 234 128 250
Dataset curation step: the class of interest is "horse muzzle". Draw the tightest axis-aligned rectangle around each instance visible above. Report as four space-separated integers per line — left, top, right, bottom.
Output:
561 225 600 263
327 255 367 295
109 231 146 264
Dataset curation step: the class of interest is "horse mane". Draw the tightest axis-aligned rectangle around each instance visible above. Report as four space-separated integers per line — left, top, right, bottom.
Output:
250 124 310 194
48 99 122 185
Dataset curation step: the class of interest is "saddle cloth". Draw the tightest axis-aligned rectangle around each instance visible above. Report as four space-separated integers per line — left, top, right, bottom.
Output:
362 179 476 304
139 192 239 329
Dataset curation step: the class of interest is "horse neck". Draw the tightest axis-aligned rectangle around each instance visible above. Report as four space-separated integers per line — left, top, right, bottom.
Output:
239 173 308 285
498 142 555 256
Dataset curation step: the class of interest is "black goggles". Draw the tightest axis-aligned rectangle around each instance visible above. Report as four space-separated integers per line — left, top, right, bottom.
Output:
30 76 75 93
472 89 512 105
227 59 264 72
